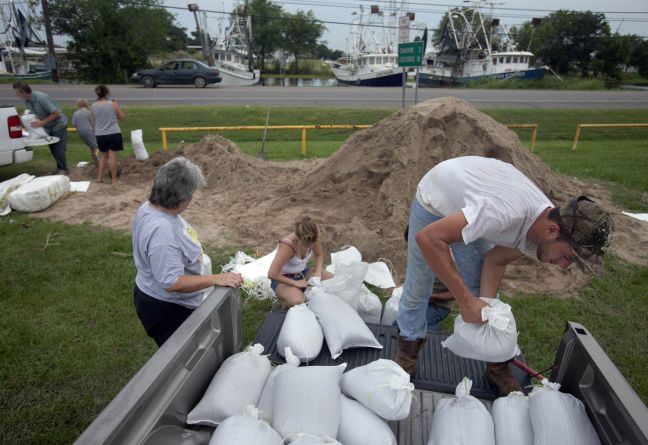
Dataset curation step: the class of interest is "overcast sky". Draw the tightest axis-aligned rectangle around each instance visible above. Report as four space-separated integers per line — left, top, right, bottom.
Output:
164 0 647 51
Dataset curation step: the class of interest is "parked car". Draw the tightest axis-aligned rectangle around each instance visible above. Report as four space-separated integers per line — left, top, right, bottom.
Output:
131 59 222 88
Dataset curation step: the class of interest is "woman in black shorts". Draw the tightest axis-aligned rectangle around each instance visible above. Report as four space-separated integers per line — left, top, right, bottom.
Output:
91 85 125 185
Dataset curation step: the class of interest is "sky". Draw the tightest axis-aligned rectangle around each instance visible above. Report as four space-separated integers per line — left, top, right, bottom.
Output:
163 0 648 51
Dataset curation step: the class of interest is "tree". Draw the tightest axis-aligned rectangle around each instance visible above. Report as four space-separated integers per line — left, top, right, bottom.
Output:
592 33 635 80
48 0 189 83
247 0 284 70
280 10 325 72
630 39 648 77
312 42 343 60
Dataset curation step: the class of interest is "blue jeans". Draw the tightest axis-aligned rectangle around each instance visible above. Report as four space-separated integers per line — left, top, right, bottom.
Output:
48 126 68 171
397 198 491 340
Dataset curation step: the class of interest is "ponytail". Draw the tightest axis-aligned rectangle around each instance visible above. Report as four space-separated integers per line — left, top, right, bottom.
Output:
295 216 319 245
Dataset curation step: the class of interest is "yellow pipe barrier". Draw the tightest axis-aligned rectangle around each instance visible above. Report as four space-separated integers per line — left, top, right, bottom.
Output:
572 123 648 150
506 124 538 152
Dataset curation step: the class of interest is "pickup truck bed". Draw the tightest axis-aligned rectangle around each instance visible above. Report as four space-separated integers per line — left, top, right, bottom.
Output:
74 288 648 445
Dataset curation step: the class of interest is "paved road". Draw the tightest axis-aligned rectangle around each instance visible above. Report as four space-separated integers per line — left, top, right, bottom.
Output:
2 84 647 109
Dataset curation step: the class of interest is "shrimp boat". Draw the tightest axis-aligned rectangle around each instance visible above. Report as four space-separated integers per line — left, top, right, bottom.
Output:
419 4 546 87
326 4 403 87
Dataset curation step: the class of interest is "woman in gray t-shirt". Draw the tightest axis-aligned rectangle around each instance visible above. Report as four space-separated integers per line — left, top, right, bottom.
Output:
91 85 125 185
72 99 98 165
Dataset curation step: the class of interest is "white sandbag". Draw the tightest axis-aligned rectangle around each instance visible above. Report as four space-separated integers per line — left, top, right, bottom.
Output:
257 347 300 422
330 245 362 266
208 405 282 445
529 379 601 445
338 395 396 445
21 112 49 139
357 284 382 324
130 129 149 161
307 288 382 359
427 377 495 445
340 359 413 421
272 364 346 439
311 274 355 307
381 286 402 326
492 392 534 445
285 432 342 444
0 173 34 215
277 303 324 363
187 343 272 426
441 297 521 362
364 261 396 288
233 249 277 281
320 261 368 310
8 175 70 212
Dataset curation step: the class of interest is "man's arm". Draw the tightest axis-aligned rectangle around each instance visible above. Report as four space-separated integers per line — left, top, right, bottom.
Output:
480 246 523 298
31 110 60 128
415 211 487 323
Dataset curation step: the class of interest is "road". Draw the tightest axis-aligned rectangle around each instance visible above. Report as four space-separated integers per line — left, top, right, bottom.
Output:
2 84 648 109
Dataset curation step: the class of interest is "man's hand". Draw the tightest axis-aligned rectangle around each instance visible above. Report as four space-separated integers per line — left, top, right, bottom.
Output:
31 120 44 128
459 297 489 324
213 272 243 288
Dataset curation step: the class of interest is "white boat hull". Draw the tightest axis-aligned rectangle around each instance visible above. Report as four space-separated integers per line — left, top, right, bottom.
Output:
217 67 260 86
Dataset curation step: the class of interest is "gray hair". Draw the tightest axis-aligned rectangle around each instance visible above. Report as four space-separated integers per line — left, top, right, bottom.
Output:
149 157 206 209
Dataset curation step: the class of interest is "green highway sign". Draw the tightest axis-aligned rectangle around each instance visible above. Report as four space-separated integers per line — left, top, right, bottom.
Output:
398 41 424 67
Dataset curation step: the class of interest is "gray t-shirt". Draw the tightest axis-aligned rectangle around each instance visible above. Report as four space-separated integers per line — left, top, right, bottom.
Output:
25 90 68 133
132 201 213 309
91 101 121 136
72 108 93 136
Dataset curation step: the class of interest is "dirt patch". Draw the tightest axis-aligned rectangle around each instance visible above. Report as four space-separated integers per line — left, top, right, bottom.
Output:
35 97 648 296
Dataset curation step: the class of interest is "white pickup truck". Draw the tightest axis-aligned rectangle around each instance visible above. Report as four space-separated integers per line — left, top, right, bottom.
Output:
0 105 59 167
75 287 648 445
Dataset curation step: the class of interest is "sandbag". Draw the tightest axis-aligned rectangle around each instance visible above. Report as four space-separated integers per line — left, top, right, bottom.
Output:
357 284 382 324
0 174 34 215
381 286 402 326
277 303 324 363
338 395 396 445
340 359 413 421
272 364 346 439
307 288 382 359
21 112 49 139
441 297 520 362
187 343 272 426
285 432 342 444
529 379 601 445
208 405 282 445
8 175 70 212
330 245 362 266
492 391 534 445
257 347 300 422
130 129 149 160
427 377 495 445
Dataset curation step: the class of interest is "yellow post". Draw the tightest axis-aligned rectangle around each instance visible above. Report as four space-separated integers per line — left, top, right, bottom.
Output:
571 125 582 151
161 129 168 151
530 125 538 152
301 127 307 156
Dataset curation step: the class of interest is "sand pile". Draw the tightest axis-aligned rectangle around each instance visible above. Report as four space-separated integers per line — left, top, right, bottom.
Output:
37 97 647 296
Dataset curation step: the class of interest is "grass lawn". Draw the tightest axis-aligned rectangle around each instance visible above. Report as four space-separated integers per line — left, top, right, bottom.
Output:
1 106 647 443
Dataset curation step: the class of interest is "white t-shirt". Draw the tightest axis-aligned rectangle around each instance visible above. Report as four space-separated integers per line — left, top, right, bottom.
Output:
415 156 553 255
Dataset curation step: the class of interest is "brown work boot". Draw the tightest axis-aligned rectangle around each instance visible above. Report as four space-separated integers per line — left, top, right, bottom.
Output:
395 334 426 375
487 362 523 396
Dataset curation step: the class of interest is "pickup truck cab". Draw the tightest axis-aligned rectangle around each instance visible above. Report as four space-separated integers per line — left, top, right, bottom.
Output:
75 287 648 445
0 105 59 167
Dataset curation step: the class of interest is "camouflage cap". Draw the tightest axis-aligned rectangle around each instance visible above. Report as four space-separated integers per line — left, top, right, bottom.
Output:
557 196 615 270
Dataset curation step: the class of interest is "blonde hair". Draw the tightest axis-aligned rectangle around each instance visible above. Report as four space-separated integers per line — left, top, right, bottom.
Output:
294 216 319 247
76 98 88 108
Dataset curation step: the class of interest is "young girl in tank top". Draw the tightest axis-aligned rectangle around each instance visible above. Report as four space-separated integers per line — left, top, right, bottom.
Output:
268 216 333 308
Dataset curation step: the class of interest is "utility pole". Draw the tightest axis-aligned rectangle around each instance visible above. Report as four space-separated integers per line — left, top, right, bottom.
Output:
41 0 58 82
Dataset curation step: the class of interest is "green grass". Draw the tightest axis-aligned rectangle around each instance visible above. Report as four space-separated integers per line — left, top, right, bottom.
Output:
464 76 608 90
1 106 647 443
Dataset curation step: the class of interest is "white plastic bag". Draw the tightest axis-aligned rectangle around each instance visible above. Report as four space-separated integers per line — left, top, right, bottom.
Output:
364 261 396 289
187 343 272 426
381 286 402 326
0 174 35 215
492 392 533 445
427 377 495 445
307 288 382 359
21 112 49 139
277 303 324 363
357 284 382 324
131 129 149 161
340 359 414 421
208 405 282 445
529 379 601 445
257 347 300 422
272 364 346 439
8 175 70 212
441 297 521 362
338 395 396 445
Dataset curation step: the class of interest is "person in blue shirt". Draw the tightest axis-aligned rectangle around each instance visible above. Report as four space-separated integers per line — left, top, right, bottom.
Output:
13 81 68 174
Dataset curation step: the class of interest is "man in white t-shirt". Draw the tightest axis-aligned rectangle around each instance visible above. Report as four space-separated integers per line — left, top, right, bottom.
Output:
395 156 614 395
